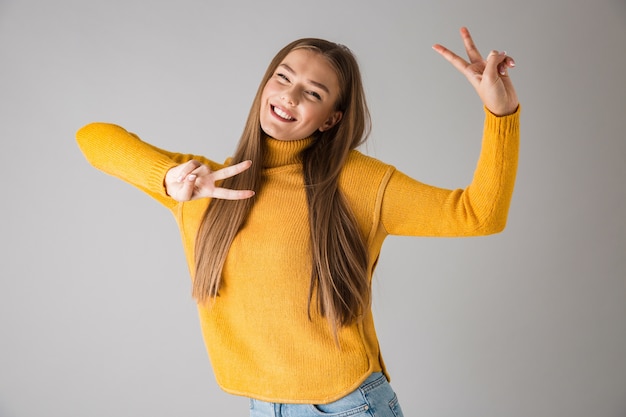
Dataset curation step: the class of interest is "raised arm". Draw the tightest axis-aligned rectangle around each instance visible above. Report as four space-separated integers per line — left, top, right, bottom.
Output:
381 108 519 237
381 27 520 237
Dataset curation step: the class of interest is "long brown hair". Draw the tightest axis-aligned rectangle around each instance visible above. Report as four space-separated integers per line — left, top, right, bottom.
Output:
193 38 372 332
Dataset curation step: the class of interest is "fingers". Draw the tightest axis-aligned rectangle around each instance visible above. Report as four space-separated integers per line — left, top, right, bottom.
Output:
173 160 252 185
432 26 481 71
165 160 202 201
186 160 255 201
434 30 517 84
174 160 202 182
484 50 515 79
499 54 516 76
176 172 197 201
460 27 482 64
459 27 515 74
165 159 255 201
210 187 256 200
432 42 483 91
211 160 253 181
432 43 469 74
203 160 255 200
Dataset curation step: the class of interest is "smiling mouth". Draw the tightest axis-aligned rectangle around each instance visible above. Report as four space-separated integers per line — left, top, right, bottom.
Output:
272 105 295 121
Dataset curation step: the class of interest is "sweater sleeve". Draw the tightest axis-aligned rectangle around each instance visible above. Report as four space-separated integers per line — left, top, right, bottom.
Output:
380 106 520 237
76 122 223 209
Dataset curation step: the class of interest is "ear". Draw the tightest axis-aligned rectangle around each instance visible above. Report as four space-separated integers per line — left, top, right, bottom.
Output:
318 111 343 132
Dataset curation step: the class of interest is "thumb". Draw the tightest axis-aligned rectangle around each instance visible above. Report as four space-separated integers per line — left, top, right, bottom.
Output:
484 50 508 81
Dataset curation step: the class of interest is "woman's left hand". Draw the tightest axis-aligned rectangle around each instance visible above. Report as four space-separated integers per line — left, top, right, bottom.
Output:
433 27 519 116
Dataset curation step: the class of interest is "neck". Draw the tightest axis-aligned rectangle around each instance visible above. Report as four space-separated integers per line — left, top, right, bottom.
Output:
263 136 313 168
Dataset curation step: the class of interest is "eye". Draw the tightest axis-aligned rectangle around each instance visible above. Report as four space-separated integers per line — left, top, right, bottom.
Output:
307 91 322 100
276 73 290 83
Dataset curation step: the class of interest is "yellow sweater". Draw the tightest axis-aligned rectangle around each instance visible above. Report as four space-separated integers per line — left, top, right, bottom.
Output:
76 107 519 404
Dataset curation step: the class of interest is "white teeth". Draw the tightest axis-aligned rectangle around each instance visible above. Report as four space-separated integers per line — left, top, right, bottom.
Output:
273 106 294 120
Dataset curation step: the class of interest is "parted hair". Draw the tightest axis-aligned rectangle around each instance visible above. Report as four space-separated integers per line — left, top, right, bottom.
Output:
193 38 372 334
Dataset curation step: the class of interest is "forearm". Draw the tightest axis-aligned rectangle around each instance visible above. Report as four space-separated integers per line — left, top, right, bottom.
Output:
381 106 520 237
76 123 215 207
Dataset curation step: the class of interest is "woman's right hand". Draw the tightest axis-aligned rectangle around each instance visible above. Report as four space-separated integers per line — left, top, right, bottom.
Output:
164 160 255 202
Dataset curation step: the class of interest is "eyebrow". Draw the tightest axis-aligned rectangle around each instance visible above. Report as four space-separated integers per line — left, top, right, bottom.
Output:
279 63 330 94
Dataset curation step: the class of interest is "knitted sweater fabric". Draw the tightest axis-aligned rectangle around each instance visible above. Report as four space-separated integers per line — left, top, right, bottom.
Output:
76 107 520 404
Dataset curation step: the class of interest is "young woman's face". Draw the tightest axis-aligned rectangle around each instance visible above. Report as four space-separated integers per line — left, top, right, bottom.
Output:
260 49 343 141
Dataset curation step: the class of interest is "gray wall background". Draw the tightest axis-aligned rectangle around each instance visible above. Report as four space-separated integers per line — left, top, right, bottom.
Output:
1 0 625 416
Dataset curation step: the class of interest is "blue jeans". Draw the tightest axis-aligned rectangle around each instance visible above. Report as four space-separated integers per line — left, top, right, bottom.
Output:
249 372 404 417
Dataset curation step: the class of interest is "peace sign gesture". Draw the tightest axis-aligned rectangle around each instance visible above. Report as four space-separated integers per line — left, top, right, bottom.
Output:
433 27 519 116
164 159 255 202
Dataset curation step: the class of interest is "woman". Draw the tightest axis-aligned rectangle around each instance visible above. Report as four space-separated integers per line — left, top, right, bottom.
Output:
77 27 519 416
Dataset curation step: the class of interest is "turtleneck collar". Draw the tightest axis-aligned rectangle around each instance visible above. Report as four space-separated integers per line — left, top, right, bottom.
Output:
263 136 313 168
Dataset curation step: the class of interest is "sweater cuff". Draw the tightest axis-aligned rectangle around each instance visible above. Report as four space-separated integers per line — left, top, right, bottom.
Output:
484 105 520 136
149 157 179 197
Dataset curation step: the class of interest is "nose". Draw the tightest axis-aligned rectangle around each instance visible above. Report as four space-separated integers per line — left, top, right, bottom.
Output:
281 94 294 106
281 87 298 106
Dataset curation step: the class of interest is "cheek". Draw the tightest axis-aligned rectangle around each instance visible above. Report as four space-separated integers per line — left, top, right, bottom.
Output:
260 81 275 102
260 86 270 103
261 80 280 98
312 106 335 124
